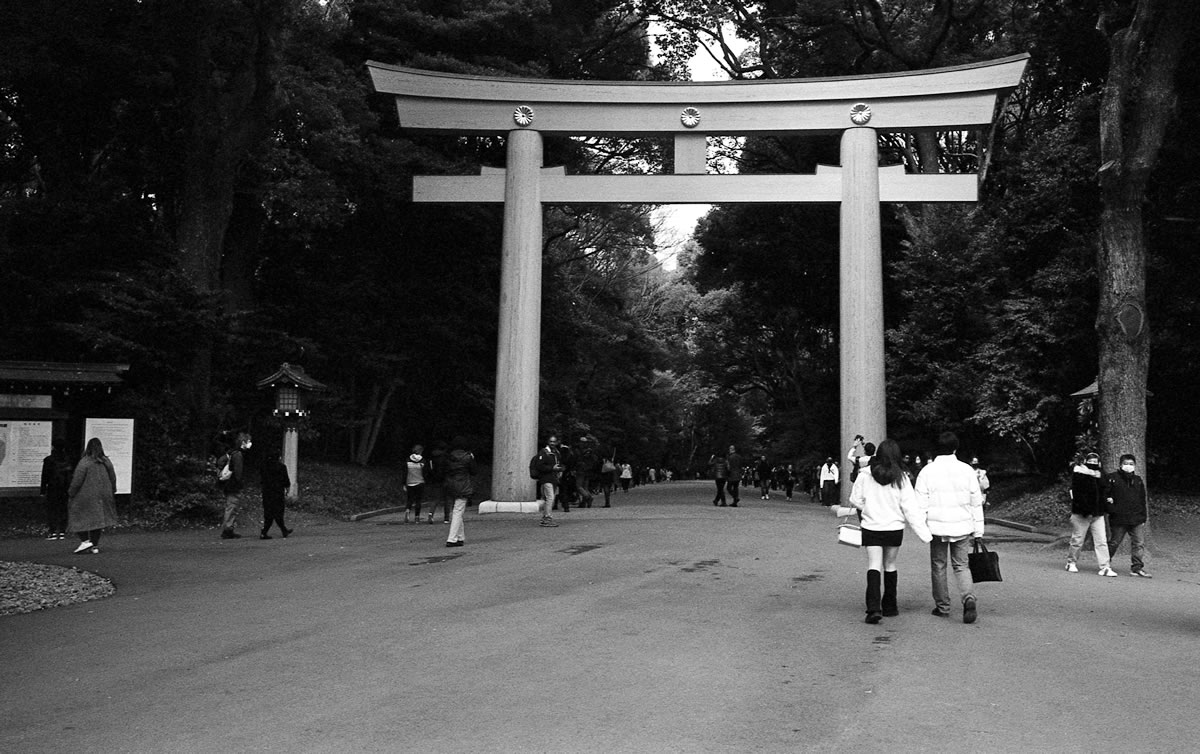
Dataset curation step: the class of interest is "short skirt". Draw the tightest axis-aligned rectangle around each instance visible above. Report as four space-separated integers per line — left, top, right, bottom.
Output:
861 527 904 547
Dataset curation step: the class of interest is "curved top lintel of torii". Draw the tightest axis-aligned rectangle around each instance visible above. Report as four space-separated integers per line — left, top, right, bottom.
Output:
367 54 1029 135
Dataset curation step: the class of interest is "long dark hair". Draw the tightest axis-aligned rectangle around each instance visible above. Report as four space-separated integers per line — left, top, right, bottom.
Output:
869 439 906 488
83 437 107 460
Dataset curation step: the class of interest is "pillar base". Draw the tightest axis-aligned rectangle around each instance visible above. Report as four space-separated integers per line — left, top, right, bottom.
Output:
477 500 542 514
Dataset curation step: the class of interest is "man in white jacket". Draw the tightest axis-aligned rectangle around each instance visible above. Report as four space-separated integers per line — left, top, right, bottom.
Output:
914 432 985 623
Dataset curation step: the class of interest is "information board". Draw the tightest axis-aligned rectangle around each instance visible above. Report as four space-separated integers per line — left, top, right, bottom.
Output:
0 420 53 488
83 418 135 495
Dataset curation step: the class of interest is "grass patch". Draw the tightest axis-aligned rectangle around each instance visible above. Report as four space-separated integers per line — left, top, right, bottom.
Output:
987 475 1200 528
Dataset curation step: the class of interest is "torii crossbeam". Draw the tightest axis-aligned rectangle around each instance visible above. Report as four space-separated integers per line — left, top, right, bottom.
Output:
368 55 1028 510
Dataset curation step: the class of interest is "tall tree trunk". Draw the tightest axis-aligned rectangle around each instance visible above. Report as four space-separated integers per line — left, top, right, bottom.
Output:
171 0 288 444
1095 0 1194 479
355 381 399 466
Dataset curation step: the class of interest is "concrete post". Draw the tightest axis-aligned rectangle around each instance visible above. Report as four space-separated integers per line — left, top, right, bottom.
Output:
839 127 887 503
483 128 544 512
283 426 299 502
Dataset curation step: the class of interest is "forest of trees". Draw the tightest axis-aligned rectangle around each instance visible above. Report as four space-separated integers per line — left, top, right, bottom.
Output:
2 0 1197 505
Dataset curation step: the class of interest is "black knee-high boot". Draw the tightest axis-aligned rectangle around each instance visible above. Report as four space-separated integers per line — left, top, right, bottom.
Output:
865 569 882 623
882 570 899 617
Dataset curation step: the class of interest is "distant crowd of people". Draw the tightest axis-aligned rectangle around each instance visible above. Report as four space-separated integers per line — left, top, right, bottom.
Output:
37 426 1155 619
529 433 673 529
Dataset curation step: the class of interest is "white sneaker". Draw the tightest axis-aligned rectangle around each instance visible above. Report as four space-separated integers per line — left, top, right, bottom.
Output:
90 547 100 554
73 540 93 554
1132 570 1153 578
1099 567 1118 577
1066 563 1078 573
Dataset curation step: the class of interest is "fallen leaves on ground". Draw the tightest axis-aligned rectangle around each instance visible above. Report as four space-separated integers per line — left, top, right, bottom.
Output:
0 561 115 617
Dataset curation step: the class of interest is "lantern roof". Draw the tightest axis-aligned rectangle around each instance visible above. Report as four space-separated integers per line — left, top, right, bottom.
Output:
1070 379 1098 398
256 363 326 392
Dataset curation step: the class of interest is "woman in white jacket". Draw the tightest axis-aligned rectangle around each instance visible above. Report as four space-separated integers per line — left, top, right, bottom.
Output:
843 439 932 623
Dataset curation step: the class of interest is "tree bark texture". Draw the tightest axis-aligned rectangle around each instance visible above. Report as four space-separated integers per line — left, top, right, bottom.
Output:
1095 0 1194 477
172 0 288 433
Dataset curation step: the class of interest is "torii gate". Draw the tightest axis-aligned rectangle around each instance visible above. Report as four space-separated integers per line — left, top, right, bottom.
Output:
368 55 1028 511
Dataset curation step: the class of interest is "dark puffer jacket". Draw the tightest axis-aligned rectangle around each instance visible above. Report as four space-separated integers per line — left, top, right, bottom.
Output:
1069 465 1105 516
444 448 476 500
1103 470 1147 527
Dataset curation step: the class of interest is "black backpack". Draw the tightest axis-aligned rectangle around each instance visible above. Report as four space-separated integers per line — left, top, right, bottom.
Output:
529 454 541 480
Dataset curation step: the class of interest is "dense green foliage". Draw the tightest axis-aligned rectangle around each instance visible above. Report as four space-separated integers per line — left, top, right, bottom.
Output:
1 0 1198 515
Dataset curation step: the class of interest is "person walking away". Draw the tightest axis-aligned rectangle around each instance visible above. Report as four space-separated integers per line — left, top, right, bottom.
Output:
709 449 729 506
599 449 617 507
1104 454 1152 578
756 455 773 500
726 445 744 507
66 437 118 554
914 431 984 623
1066 452 1115 575
40 438 72 540
619 462 633 492
426 441 451 524
219 433 251 539
574 437 598 508
554 440 576 512
260 452 292 539
819 457 839 504
842 439 932 623
533 435 564 527
403 444 431 524
443 437 475 547
782 464 798 501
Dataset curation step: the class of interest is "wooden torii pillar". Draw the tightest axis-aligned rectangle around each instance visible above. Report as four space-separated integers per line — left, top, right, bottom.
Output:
368 56 1028 510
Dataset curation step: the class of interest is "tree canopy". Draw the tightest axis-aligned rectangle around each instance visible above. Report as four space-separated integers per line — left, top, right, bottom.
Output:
2 0 1198 503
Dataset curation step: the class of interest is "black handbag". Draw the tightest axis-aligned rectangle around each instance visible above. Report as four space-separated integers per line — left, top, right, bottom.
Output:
968 538 1002 582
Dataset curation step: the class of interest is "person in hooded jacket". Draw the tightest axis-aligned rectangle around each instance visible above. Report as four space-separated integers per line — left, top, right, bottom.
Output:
67 437 119 554
443 437 475 547
1067 452 1116 576
1104 453 1152 578
403 444 431 524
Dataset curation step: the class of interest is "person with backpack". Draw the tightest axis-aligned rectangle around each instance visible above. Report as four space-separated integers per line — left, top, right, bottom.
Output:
531 435 564 527
403 444 431 524
40 438 72 540
218 432 251 540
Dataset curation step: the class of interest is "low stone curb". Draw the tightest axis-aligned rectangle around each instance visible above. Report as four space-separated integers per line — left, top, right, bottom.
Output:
347 506 406 522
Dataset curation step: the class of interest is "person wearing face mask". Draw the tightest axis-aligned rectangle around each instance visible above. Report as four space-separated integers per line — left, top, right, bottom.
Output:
1104 453 1151 578
1067 452 1117 576
219 432 252 540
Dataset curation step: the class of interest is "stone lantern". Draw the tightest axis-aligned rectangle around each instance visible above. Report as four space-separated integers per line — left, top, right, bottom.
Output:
256 363 326 501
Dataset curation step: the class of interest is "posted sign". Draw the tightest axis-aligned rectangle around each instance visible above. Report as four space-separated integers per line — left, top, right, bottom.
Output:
0 420 53 489
83 418 135 495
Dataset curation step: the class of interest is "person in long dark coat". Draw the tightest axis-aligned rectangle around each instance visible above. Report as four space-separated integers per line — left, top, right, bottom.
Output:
260 452 292 539
443 436 475 547
67 437 118 554
40 438 72 539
